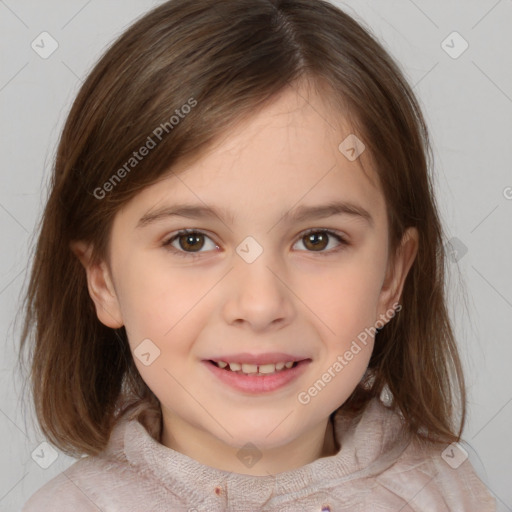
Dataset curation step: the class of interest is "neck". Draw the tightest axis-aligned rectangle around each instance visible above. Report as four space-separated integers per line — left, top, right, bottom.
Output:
160 411 339 476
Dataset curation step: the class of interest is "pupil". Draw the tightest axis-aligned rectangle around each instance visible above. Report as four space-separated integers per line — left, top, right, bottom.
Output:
307 232 327 251
182 233 203 251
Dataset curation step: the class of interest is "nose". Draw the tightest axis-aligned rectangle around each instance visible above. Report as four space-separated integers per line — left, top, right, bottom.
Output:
221 249 295 332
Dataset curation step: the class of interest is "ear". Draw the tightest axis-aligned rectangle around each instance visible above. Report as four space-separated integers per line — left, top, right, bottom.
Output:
70 241 124 329
376 227 418 322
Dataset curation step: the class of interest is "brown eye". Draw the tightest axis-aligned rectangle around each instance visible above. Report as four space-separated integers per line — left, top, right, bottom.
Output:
162 230 218 258
294 229 348 255
177 232 205 252
303 231 329 251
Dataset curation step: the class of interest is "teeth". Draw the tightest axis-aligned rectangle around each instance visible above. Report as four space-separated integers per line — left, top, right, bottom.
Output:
215 360 297 375
258 364 277 374
241 363 258 374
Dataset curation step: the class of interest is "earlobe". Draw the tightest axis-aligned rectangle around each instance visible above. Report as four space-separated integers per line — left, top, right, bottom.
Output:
70 241 124 329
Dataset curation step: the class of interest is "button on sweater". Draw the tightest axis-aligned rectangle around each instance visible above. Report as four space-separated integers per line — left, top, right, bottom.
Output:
22 397 496 511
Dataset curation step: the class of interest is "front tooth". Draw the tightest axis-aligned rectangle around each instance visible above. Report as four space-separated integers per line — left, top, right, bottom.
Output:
217 361 228 368
275 362 285 370
241 363 258 374
284 361 294 368
258 363 276 374
229 362 241 371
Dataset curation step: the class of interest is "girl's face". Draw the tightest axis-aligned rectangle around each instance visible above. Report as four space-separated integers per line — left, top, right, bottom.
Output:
81 82 417 474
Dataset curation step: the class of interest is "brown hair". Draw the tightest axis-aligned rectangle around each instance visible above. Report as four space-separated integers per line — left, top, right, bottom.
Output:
18 0 466 457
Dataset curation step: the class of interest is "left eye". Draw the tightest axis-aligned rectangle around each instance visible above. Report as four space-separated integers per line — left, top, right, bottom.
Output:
295 229 348 253
162 229 348 258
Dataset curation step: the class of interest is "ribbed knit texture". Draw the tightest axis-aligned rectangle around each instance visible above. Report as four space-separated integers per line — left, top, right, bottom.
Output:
23 397 496 511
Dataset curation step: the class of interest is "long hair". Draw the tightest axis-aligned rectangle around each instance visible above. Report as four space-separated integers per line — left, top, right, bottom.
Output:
18 0 465 457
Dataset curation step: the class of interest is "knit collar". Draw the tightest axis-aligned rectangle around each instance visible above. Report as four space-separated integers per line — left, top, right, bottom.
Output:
104 397 411 505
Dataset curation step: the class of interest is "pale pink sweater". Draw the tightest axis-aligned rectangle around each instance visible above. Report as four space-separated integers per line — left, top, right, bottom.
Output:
23 397 496 511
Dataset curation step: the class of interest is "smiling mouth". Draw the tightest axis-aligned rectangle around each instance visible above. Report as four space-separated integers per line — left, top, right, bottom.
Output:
208 360 301 376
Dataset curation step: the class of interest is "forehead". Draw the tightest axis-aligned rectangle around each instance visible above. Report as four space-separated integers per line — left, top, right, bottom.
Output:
117 84 386 229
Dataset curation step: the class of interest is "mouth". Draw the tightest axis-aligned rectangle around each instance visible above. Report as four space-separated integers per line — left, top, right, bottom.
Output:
203 356 312 393
208 359 302 376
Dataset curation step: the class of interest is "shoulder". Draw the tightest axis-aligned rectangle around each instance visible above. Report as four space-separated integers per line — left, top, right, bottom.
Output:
21 418 168 512
23 454 148 511
22 460 103 512
376 436 496 512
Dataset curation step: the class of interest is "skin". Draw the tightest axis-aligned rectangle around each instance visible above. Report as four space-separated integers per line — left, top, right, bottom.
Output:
73 80 418 476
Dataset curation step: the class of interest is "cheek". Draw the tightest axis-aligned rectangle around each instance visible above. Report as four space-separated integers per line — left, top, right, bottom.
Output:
116 253 209 339
117 261 210 391
299 254 385 334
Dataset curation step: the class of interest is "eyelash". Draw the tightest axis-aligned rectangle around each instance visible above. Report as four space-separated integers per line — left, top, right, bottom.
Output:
161 228 349 259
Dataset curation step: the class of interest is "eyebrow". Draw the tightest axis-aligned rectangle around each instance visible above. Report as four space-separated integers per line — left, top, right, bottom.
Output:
136 200 374 229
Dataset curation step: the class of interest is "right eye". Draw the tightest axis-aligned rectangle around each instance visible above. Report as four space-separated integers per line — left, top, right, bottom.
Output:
162 229 219 258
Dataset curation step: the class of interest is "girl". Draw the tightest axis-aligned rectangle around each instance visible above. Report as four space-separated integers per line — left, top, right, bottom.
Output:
19 0 496 510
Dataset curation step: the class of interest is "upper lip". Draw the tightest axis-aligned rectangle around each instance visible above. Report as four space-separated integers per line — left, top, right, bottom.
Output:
205 352 311 365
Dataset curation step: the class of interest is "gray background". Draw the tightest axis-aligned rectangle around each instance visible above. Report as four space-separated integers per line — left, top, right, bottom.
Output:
1 0 511 510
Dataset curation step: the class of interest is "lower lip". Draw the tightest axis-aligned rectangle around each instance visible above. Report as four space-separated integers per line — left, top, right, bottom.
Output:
203 360 311 393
